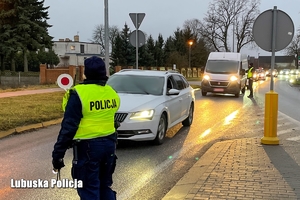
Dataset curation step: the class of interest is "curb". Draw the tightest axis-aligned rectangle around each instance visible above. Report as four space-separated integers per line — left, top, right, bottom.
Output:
0 118 63 139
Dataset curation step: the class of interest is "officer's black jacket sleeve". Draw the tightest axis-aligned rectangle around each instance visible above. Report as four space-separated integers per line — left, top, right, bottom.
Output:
52 90 83 160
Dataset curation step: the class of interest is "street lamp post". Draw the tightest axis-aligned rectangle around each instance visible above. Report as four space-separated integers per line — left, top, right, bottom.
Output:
188 40 193 69
104 0 109 76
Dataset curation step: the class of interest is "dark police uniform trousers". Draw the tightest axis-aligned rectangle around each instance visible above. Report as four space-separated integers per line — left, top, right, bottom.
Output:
72 134 117 200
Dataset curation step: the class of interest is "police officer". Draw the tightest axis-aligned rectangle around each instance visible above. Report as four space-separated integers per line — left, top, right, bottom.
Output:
52 56 120 200
246 63 254 98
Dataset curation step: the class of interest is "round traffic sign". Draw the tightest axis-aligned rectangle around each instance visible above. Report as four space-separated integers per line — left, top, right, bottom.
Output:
253 8 294 52
57 74 73 91
129 30 146 47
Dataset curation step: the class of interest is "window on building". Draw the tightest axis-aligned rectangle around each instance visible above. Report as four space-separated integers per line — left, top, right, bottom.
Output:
80 45 84 53
70 45 75 50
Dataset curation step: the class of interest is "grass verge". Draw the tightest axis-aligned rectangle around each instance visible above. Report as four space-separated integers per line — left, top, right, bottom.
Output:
0 92 65 131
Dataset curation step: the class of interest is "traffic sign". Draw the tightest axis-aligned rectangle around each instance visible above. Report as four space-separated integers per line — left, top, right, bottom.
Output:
129 13 145 29
57 74 73 91
129 30 146 47
253 9 294 52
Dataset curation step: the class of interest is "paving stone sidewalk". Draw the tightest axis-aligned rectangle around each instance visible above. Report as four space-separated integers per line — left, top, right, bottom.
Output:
163 137 300 200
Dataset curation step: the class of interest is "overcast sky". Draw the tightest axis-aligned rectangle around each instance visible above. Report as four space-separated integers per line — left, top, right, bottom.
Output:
44 0 300 57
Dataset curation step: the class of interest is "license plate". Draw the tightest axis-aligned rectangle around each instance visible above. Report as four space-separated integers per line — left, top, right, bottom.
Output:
213 88 224 92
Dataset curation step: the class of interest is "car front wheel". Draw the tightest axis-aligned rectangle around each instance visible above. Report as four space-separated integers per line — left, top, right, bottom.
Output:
153 114 167 145
182 103 194 126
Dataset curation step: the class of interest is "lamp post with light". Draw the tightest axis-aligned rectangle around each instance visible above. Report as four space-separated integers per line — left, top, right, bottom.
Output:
188 40 193 69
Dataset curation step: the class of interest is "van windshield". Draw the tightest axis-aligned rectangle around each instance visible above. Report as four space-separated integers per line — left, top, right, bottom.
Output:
205 60 239 74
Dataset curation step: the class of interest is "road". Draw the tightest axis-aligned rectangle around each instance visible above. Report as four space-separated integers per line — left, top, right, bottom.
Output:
0 75 299 200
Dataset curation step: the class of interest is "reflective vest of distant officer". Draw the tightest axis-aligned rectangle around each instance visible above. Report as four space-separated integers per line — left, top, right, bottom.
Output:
247 66 254 79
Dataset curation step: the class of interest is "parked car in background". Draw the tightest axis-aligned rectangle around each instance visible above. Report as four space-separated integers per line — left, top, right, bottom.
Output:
289 69 300 76
265 69 278 77
253 69 266 81
107 69 195 145
279 69 290 75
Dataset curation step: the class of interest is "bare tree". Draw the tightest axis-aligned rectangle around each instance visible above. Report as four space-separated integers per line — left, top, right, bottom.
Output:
285 29 300 68
199 0 260 52
183 19 202 40
90 24 119 54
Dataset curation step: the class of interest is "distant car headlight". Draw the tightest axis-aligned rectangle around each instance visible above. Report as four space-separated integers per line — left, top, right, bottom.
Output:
285 72 289 75
230 75 238 81
280 71 283 74
203 75 210 80
130 110 155 120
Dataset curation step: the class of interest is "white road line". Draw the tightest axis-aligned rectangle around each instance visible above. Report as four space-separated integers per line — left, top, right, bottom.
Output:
278 111 300 126
286 135 300 141
277 121 294 127
278 128 300 135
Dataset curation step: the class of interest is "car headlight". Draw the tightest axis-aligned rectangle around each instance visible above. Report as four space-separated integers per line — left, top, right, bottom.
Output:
130 110 155 120
230 75 238 81
203 75 210 80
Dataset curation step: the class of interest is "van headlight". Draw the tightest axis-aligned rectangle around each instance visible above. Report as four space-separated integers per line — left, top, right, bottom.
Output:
130 110 154 120
230 75 238 82
203 75 210 80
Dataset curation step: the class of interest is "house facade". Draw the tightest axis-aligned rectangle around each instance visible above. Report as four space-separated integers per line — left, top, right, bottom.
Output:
52 35 105 67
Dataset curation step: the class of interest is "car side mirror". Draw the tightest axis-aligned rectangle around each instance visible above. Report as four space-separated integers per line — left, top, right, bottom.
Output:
167 89 180 95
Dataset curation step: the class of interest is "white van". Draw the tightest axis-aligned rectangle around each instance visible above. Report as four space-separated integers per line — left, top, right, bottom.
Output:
201 52 248 97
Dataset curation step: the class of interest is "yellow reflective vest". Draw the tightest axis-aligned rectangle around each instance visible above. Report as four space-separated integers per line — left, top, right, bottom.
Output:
247 67 253 78
63 84 120 140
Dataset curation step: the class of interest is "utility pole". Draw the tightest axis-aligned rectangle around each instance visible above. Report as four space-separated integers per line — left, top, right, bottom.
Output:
104 0 109 76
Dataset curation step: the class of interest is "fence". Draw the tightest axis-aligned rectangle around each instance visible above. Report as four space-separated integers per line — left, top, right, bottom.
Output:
0 71 40 87
0 65 203 87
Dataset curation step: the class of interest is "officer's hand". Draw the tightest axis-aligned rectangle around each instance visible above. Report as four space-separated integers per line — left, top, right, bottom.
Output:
52 158 65 170
114 121 120 129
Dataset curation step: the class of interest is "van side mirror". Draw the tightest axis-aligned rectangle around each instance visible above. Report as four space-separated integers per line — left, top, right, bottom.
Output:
240 69 246 75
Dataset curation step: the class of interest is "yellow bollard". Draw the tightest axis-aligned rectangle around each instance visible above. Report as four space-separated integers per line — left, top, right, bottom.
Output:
261 91 279 145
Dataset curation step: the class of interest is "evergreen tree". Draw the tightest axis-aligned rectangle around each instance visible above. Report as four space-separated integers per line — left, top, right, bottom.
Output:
111 23 135 67
16 0 53 72
0 0 20 71
0 0 53 72
145 35 155 66
111 33 126 67
154 34 165 67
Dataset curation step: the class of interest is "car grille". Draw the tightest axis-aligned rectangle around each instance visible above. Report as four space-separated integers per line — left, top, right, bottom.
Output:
209 81 229 87
115 113 128 122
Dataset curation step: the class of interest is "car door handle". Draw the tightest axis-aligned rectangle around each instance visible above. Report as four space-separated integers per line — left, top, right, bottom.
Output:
179 98 183 101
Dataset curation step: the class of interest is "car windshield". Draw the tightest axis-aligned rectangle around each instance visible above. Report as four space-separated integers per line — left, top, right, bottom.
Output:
107 74 164 95
205 60 239 74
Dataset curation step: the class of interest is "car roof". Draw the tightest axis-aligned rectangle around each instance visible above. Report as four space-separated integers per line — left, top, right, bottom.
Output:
114 69 181 77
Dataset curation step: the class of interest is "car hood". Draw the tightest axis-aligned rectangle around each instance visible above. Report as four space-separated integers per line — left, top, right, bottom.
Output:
117 93 163 113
